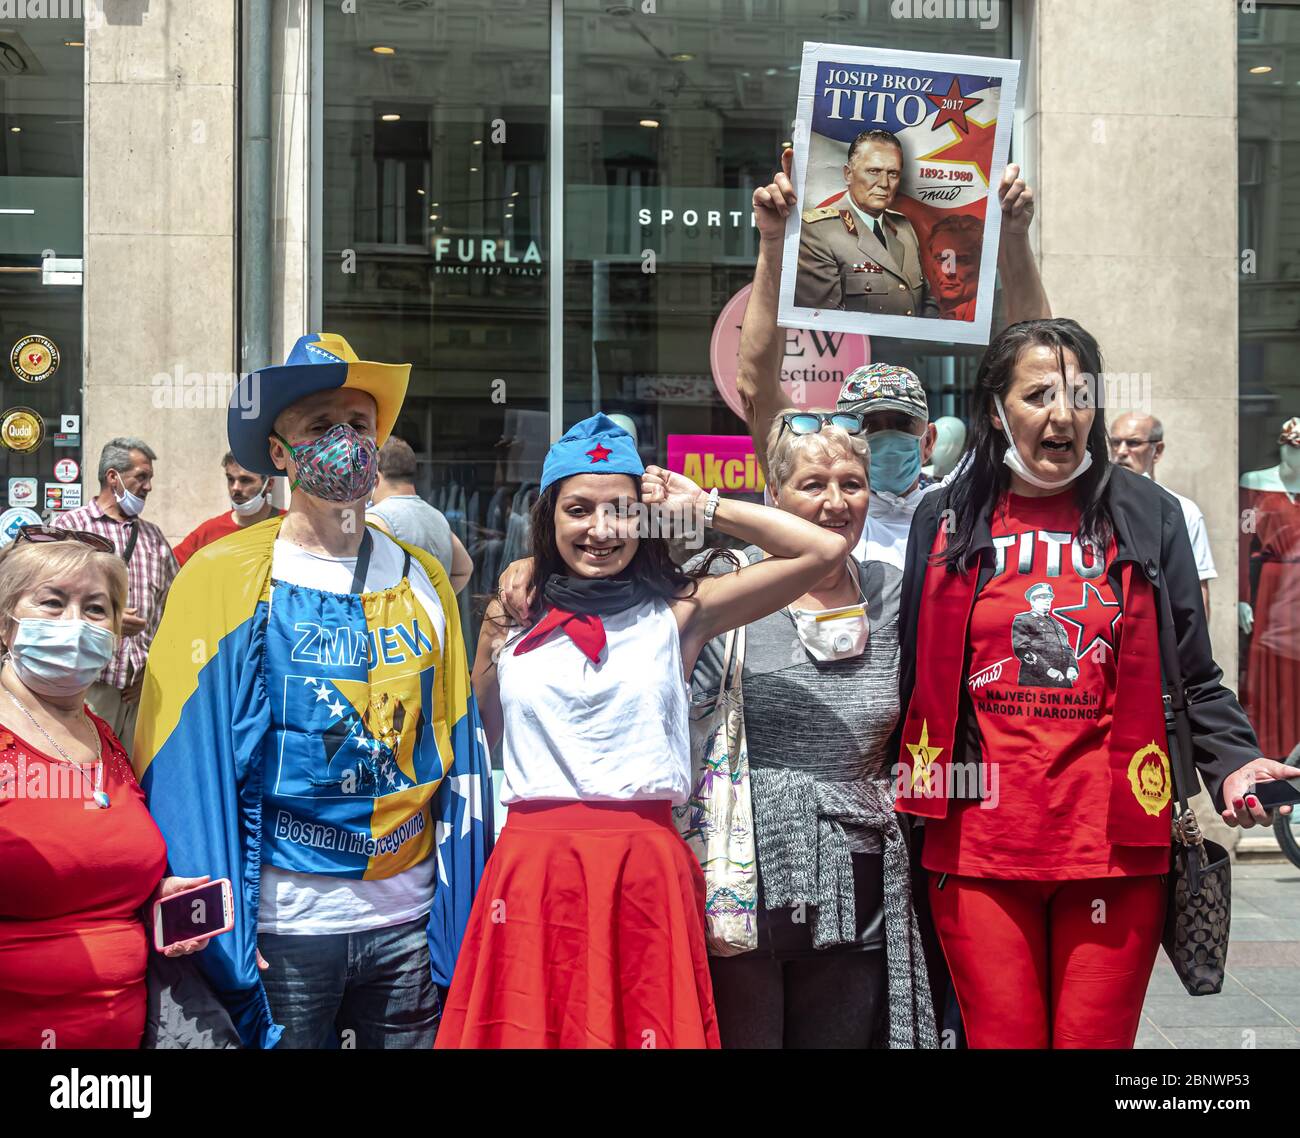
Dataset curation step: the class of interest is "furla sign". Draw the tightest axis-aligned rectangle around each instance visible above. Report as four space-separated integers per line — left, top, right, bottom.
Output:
431 235 542 276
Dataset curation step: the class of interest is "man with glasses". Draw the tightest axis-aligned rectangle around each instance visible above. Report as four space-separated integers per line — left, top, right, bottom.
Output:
49 436 177 746
1107 410 1216 615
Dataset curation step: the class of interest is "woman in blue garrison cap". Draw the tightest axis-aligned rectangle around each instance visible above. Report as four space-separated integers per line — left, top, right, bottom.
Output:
434 413 843 1049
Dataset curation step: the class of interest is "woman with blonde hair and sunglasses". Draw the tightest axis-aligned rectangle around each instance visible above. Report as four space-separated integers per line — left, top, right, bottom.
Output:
0 527 208 1049
688 410 937 1049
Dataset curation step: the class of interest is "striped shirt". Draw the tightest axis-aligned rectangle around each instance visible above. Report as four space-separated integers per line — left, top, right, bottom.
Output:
49 499 178 690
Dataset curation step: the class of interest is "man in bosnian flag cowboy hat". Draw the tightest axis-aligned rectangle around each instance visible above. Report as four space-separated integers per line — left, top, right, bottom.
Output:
133 333 493 1048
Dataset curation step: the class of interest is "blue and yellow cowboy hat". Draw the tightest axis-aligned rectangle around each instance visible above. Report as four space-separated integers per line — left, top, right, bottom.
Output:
227 333 411 476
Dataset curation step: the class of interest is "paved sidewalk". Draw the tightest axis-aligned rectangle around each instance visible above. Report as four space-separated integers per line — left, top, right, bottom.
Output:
1137 859 1300 1049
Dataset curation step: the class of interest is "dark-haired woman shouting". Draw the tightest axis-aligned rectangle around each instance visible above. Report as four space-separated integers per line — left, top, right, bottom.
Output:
434 413 843 1049
894 318 1300 1049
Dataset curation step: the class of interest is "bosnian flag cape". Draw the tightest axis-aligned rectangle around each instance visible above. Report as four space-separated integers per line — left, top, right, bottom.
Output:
132 517 493 1048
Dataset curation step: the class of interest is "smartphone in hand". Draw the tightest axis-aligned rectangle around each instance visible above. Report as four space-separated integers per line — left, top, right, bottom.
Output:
152 878 235 951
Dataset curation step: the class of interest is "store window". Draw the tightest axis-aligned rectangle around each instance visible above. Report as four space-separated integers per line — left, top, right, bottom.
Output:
321 0 1012 641
321 0 550 637
0 17 84 532
1238 3 1300 764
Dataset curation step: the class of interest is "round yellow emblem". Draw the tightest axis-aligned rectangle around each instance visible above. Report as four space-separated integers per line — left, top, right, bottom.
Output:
0 407 45 453
10 335 59 384
1127 742 1172 817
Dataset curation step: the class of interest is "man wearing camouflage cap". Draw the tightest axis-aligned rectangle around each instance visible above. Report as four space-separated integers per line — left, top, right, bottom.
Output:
834 362 940 567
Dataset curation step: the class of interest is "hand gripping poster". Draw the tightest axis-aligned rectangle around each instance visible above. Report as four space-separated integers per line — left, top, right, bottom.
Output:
779 43 1020 347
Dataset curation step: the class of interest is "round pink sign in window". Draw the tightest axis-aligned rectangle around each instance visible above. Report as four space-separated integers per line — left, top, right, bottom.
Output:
709 283 871 421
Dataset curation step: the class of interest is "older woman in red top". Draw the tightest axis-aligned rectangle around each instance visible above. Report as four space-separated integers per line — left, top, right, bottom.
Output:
0 529 206 1049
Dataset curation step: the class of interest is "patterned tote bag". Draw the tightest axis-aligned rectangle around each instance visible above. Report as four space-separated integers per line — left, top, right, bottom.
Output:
675 610 758 956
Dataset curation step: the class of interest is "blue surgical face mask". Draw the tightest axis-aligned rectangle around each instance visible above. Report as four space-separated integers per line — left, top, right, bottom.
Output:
110 471 146 517
7 617 118 697
868 430 923 496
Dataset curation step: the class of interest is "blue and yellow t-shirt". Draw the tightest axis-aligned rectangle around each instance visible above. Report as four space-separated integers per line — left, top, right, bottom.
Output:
261 534 449 880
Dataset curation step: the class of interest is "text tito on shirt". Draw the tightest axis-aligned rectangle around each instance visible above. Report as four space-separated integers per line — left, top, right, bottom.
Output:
922 493 1170 880
258 533 448 935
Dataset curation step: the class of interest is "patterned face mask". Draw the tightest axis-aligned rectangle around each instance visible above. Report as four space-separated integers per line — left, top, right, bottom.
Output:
274 422 379 503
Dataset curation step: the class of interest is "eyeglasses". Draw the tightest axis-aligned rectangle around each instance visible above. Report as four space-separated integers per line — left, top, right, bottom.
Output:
1107 436 1153 451
777 411 867 441
13 525 115 554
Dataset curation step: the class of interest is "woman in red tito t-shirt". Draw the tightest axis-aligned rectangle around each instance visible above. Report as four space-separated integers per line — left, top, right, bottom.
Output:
0 532 207 1049
894 319 1298 1049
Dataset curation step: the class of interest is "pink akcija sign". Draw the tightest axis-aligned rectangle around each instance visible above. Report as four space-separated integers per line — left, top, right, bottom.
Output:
709 283 871 422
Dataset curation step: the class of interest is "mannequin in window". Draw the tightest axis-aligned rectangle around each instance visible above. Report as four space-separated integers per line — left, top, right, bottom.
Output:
924 416 967 481
1239 416 1300 759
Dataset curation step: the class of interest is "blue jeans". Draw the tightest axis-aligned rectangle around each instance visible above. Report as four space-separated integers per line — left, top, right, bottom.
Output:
259 916 440 1049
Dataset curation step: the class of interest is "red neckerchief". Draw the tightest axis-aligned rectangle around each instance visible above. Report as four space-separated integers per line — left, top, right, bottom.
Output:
895 523 1172 847
513 607 606 664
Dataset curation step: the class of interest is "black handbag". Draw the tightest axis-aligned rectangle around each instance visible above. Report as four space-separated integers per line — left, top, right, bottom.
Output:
1155 578 1231 996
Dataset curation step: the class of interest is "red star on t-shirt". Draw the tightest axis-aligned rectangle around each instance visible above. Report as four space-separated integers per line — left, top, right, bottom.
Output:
586 443 612 463
1053 581 1122 660
926 78 983 135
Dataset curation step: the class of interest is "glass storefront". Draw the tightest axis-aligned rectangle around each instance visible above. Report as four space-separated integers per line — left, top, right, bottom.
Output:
1238 3 1300 763
0 17 84 531
321 0 551 637
321 0 1012 642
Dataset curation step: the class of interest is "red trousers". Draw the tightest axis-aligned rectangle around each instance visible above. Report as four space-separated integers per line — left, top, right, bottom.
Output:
928 874 1166 1049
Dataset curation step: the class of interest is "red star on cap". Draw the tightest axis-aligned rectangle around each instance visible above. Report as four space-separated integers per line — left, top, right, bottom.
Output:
586 443 612 463
926 78 983 135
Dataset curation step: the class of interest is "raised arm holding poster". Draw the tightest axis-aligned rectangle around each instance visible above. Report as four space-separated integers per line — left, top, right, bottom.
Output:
779 43 1020 347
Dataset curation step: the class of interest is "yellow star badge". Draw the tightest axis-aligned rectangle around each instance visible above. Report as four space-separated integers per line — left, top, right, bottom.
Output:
906 720 944 794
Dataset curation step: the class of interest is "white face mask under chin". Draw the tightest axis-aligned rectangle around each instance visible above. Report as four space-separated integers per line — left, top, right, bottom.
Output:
231 484 268 515
993 394 1094 491
790 561 870 662
112 475 146 517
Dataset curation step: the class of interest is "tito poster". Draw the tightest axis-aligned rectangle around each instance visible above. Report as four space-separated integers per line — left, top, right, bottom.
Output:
779 43 1020 347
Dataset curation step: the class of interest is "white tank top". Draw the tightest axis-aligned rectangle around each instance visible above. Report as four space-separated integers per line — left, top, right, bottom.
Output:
497 597 692 804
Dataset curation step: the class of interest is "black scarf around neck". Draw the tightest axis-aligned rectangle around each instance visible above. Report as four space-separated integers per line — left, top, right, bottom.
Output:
542 572 654 617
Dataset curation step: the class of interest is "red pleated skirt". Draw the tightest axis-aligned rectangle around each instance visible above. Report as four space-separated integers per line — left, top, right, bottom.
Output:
435 799 720 1049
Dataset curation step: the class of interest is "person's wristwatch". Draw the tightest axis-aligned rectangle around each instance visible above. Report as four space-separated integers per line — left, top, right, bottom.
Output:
701 488 720 529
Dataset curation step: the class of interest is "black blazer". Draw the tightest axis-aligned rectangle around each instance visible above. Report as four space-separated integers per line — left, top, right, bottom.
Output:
892 465 1260 811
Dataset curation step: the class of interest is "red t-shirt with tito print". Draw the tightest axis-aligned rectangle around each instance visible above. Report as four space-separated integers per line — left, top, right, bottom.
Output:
922 492 1171 880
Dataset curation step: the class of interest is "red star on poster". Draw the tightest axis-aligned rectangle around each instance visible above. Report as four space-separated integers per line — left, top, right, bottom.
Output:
586 443 612 463
919 114 998 185
1053 582 1122 660
926 78 983 135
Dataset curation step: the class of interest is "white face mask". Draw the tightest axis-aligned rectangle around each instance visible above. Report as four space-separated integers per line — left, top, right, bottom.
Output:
993 393 1094 491
7 617 118 697
111 472 146 517
790 562 870 661
231 482 269 516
